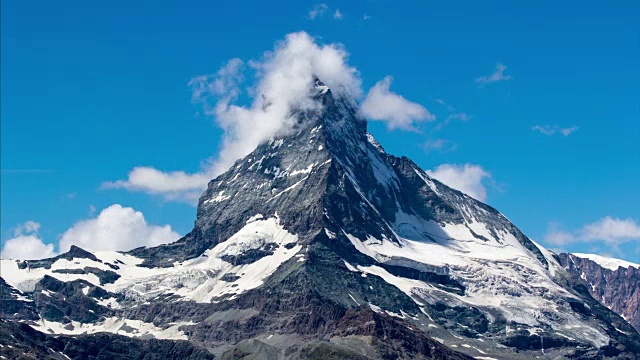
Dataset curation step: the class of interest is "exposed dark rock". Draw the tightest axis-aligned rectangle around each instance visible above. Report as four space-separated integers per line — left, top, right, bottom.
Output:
33 275 119 323
128 227 215 268
502 332 581 350
220 339 281 360
558 253 640 332
220 243 279 265
0 318 214 360
51 266 120 285
220 273 242 282
0 277 39 321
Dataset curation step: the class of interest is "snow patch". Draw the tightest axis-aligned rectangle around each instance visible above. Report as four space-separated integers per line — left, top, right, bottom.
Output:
572 253 639 271
204 191 231 204
32 317 193 340
289 163 315 177
1 217 301 305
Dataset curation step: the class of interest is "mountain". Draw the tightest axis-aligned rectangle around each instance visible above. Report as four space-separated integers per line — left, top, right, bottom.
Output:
2 79 639 359
557 253 640 333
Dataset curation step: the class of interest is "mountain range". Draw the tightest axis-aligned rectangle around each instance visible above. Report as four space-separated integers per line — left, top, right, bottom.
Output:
1 79 639 359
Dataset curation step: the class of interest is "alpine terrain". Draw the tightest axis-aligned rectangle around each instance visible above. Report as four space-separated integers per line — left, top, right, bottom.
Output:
558 253 640 333
1 78 639 359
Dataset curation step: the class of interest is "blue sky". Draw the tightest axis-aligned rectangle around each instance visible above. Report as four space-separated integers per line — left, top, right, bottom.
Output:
2 0 639 262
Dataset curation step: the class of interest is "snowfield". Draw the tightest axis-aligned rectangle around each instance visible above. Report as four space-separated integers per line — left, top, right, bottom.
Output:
571 252 639 271
2 215 301 304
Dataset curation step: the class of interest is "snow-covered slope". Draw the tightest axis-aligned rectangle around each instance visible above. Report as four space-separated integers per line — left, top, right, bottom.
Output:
2 216 300 304
571 253 639 271
1 78 638 359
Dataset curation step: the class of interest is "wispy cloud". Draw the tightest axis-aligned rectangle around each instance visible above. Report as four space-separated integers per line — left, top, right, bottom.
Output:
309 3 328 19
363 14 372 20
434 98 454 111
102 167 212 204
448 112 471 122
544 223 575 246
421 139 457 153
427 163 492 201
105 32 366 203
432 98 472 129
476 63 512 85
361 76 434 131
333 9 343 20
531 125 579 137
61 192 78 200
544 216 640 255
581 217 640 243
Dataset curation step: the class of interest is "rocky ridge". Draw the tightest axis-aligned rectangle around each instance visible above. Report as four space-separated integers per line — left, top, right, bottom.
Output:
557 252 640 332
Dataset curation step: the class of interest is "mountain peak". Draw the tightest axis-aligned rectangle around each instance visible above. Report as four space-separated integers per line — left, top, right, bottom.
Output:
3 75 640 358
312 76 329 94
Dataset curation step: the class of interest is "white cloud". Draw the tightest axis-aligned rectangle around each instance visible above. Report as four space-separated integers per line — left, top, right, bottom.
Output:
544 225 575 246
201 32 361 175
360 76 434 131
59 204 180 253
448 112 471 122
363 14 372 20
1 206 181 260
190 58 244 105
1 236 56 260
544 216 640 246
1 221 55 260
14 220 41 236
102 59 246 203
421 139 457 153
106 32 365 203
427 163 491 201
531 125 579 137
102 166 211 204
309 3 328 19
580 217 640 243
106 32 429 204
476 63 512 84
333 9 343 20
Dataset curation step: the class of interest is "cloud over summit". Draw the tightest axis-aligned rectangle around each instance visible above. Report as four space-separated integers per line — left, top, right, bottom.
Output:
106 32 429 203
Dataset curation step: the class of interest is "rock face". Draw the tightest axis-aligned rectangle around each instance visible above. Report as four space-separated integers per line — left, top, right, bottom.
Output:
557 253 640 332
1 79 639 359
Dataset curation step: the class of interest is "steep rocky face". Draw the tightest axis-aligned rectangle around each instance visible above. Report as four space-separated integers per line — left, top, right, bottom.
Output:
557 253 640 332
2 79 640 359
0 278 39 321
